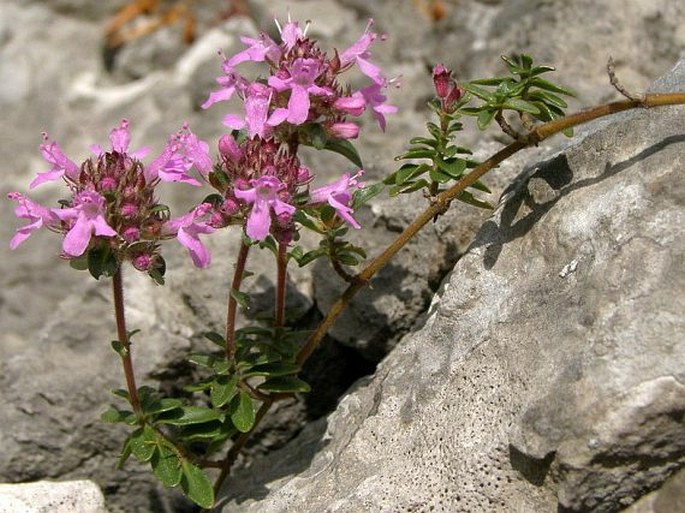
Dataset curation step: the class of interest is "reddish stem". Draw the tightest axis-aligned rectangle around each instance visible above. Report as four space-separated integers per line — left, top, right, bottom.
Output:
275 242 288 328
225 240 250 360
112 268 141 414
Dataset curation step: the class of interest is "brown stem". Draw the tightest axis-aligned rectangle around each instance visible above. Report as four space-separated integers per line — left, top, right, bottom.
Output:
275 242 288 328
296 92 685 366
209 398 273 503
226 241 250 360
112 268 141 414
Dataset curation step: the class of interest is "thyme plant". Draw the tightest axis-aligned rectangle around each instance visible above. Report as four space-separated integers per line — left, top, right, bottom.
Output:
7 17 685 510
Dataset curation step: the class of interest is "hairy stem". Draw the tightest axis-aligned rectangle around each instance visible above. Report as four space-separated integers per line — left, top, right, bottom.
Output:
112 268 141 414
226 241 250 360
275 242 288 328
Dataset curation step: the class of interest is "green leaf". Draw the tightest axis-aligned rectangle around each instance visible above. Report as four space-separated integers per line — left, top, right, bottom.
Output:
110 340 128 357
203 331 226 349
429 166 451 184
388 178 430 196
101 407 133 424
477 109 496 130
396 148 435 160
336 253 360 266
87 245 119 280
111 388 130 401
471 180 492 194
457 190 494 210
352 182 385 208
530 77 575 96
392 163 419 185
146 398 184 416
436 158 467 179
230 391 255 433
117 436 134 468
323 139 363 168
502 98 540 114
210 374 238 408
529 90 567 109
463 83 494 101
468 77 508 86
408 137 439 147
230 288 251 310
243 361 300 378
293 209 324 233
187 352 219 369
151 446 183 488
178 419 235 442
129 426 156 462
258 375 311 394
295 248 327 267
69 255 88 271
180 460 215 509
156 406 223 426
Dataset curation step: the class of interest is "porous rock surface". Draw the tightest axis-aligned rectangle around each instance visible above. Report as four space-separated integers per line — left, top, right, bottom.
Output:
0 480 108 513
216 62 685 512
1 1 684 512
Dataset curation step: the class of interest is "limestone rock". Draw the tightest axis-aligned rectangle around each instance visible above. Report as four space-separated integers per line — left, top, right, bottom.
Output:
216 61 685 512
0 480 108 513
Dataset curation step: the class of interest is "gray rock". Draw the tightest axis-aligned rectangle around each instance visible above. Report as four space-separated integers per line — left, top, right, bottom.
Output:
0 480 108 513
216 61 685 512
2 0 685 512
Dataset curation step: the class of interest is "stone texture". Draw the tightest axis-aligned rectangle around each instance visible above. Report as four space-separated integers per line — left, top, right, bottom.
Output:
2 0 685 512
0 480 108 513
215 62 685 512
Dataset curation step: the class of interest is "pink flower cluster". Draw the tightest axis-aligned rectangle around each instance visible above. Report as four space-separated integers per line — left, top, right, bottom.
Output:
203 18 397 138
8 120 216 270
200 17 395 242
8 18 397 274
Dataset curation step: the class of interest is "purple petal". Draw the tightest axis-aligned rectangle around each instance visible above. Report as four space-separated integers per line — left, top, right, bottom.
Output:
62 215 94 256
177 225 211 268
287 86 311 124
109 120 131 153
245 200 271 241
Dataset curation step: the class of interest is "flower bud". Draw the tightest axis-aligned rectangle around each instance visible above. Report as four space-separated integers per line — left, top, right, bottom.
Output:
432 64 452 99
218 134 242 162
327 122 360 140
334 96 366 116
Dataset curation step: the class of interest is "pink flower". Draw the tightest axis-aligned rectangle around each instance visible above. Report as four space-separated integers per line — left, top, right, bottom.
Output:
234 176 296 241
163 203 216 268
340 20 385 85
29 133 80 188
7 192 61 249
355 82 398 132
90 119 150 160
277 19 306 51
222 83 287 138
147 124 212 184
225 33 281 68
201 69 247 110
334 95 366 116
327 122 360 140
310 171 364 229
268 58 333 125
53 191 118 257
